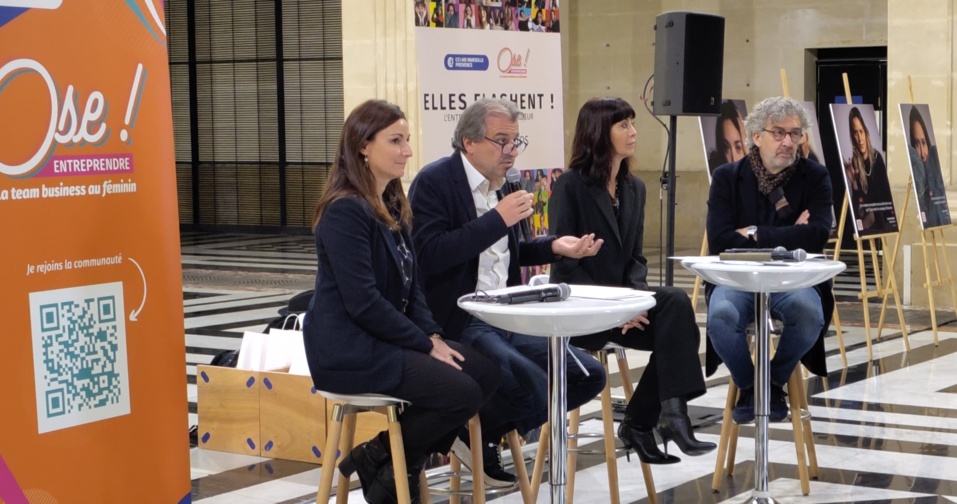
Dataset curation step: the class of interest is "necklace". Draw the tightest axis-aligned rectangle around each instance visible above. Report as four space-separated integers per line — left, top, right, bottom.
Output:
610 183 620 213
861 156 873 177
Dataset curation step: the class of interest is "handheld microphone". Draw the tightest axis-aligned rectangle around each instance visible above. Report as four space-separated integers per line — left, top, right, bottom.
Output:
718 246 807 262
492 283 571 304
505 167 533 242
464 283 572 305
505 167 523 191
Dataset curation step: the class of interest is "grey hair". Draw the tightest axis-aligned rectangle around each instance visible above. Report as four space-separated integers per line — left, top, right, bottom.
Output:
743 97 811 148
452 98 521 151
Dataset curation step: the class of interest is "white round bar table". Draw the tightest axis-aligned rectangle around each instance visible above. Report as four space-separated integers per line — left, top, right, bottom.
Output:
458 284 656 504
680 257 845 504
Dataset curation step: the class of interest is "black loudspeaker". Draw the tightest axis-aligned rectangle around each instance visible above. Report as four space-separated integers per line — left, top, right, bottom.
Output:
653 12 725 116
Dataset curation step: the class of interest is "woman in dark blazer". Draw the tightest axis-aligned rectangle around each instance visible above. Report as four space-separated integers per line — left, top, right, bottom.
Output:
304 100 499 504
549 97 715 465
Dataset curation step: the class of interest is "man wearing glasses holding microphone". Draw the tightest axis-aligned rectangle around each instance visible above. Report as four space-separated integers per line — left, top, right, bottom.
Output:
410 98 605 487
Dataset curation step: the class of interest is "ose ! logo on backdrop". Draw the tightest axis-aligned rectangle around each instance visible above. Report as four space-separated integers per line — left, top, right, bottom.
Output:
497 48 529 77
0 0 164 178
0 58 146 178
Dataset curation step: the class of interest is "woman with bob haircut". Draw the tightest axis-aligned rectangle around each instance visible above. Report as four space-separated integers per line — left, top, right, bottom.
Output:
549 97 715 466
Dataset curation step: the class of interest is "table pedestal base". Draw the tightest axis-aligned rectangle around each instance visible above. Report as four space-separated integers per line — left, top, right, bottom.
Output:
680 258 846 504
457 287 658 504
745 495 780 504
752 292 774 504
548 334 569 504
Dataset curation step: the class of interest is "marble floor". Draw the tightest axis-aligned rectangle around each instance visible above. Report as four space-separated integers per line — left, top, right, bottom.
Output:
184 232 957 504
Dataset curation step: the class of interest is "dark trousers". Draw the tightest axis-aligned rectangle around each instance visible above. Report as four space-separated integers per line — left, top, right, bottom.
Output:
573 286 706 429
461 318 606 440
380 341 500 463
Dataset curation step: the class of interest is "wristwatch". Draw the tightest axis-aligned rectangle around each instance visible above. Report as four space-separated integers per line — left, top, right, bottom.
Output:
746 225 758 241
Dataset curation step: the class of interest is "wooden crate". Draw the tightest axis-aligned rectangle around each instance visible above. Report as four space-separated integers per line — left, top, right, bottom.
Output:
259 371 327 464
196 365 261 456
197 365 391 464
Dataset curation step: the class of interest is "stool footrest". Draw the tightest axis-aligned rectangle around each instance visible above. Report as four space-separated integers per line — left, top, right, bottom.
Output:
426 481 518 496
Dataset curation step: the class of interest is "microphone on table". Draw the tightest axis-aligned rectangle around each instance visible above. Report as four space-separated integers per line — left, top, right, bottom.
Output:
464 283 591 376
464 283 589 375
465 283 572 304
505 167 534 243
719 246 807 262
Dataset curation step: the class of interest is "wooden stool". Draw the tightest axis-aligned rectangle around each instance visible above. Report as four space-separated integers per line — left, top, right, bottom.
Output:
431 416 534 504
530 343 658 504
315 392 425 504
710 366 818 495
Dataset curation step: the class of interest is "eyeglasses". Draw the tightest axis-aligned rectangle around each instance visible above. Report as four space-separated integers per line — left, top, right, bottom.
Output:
763 128 804 143
484 136 528 155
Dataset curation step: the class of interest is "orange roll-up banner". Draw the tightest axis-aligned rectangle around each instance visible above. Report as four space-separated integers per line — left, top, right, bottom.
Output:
0 1 190 503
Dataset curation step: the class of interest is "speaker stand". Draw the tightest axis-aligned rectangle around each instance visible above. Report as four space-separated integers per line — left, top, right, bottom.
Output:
665 114 678 286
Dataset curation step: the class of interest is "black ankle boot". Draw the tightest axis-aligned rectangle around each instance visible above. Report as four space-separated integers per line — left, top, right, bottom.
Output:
656 397 717 457
617 417 680 465
338 435 391 502
406 457 427 503
366 459 424 504
366 461 398 504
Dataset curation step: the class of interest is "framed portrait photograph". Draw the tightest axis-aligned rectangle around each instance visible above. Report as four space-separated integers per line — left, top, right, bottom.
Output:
830 103 899 237
900 103 951 229
699 99 747 182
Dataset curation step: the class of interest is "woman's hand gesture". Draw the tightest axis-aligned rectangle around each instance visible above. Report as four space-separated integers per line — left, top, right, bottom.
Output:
429 336 464 370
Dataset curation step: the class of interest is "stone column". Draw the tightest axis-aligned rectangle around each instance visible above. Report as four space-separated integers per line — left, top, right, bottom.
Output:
342 0 423 181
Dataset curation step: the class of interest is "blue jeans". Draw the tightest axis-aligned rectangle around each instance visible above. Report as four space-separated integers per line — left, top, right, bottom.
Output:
460 317 606 438
707 286 823 390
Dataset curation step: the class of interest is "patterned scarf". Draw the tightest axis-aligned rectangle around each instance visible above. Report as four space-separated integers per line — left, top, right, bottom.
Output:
748 145 799 217
748 145 798 195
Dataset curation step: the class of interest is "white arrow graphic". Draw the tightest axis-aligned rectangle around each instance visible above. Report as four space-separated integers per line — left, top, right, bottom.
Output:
128 257 147 321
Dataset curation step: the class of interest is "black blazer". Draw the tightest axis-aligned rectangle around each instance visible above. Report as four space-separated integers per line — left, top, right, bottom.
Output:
549 169 648 289
705 156 834 377
548 169 648 350
409 152 557 340
303 197 438 394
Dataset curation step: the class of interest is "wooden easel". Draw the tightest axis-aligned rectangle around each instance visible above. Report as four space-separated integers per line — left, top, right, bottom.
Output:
829 192 851 367
781 68 848 367
837 73 910 360
876 77 957 346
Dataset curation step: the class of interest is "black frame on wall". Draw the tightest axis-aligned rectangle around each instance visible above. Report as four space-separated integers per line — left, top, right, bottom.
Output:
166 0 343 232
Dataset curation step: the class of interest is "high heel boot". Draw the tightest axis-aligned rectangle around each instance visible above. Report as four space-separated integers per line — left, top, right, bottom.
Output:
367 457 426 504
338 434 391 502
656 397 717 456
617 416 680 465
406 457 427 504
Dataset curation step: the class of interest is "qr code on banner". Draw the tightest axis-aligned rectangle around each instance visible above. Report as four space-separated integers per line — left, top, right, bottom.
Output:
29 282 130 434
